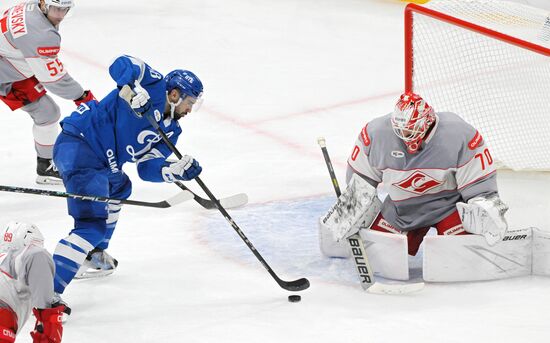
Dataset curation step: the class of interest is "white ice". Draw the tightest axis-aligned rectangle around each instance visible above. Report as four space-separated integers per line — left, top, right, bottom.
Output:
1 0 550 342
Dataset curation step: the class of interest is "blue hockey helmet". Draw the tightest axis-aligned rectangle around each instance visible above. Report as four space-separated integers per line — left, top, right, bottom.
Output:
165 70 203 118
165 70 203 100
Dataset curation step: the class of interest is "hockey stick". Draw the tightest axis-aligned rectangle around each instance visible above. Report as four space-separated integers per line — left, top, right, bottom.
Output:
144 112 310 292
173 181 248 210
317 137 375 290
118 85 247 210
317 137 424 295
0 185 193 208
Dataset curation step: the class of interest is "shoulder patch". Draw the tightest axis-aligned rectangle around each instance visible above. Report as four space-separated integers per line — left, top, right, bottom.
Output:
361 124 370 147
468 130 483 150
37 46 60 56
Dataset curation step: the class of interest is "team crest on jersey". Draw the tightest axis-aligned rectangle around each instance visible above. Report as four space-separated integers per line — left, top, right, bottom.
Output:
393 171 442 194
8 3 27 38
468 131 483 150
361 124 370 146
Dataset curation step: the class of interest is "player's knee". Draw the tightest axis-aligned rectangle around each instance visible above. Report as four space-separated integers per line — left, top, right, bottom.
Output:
24 94 61 125
110 173 132 199
65 218 108 249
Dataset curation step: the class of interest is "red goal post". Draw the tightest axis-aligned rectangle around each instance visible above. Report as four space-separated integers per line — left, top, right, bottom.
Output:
404 0 550 170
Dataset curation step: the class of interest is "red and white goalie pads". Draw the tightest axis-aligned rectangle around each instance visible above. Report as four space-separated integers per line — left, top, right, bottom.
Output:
319 174 381 243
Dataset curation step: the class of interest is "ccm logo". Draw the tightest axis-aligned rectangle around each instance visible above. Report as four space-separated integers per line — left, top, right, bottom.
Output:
2 329 15 339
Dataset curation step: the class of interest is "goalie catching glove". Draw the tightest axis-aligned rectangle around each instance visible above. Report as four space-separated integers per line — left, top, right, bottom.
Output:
456 195 509 246
161 155 202 182
319 173 382 242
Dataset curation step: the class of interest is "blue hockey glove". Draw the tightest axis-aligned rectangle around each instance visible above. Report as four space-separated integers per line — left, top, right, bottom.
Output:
161 155 202 182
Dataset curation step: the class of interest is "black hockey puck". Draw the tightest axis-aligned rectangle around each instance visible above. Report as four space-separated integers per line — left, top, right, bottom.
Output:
288 295 301 303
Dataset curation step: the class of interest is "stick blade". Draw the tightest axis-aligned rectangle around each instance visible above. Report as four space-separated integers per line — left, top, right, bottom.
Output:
219 193 248 209
165 190 194 207
279 277 310 292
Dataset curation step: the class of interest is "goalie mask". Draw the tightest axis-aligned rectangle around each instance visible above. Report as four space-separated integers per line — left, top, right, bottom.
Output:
391 92 435 154
0 221 45 254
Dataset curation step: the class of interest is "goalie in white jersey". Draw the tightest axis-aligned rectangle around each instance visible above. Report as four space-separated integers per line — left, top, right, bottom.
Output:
0 0 95 185
0 221 67 342
321 92 509 258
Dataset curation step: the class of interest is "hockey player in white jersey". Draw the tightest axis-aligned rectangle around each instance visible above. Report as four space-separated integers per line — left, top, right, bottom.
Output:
0 0 95 185
0 221 67 342
320 92 509 259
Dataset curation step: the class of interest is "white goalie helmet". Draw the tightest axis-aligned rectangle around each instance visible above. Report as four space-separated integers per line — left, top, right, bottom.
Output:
0 221 45 254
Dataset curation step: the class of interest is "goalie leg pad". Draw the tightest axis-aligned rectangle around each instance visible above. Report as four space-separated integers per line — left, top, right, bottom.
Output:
423 228 532 282
370 214 430 256
359 229 409 281
318 218 350 258
533 227 550 276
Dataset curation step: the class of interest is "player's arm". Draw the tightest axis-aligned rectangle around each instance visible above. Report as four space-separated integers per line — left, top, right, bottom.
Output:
455 130 508 245
136 126 201 183
109 55 163 88
110 55 163 115
346 123 383 187
17 31 94 105
21 247 65 343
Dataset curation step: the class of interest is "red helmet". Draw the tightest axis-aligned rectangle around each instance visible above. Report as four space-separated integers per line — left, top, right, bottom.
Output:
391 92 435 153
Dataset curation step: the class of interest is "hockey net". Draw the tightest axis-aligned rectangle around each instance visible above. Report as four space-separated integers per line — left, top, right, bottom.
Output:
405 0 550 170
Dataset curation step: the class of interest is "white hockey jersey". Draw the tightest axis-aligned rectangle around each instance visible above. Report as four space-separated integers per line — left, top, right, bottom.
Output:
347 112 498 231
0 245 54 333
0 1 83 99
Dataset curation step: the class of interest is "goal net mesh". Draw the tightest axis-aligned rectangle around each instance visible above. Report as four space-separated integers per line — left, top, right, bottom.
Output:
407 0 550 170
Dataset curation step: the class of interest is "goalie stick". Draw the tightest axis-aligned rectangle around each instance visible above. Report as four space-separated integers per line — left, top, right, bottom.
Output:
142 109 310 292
317 137 424 295
0 184 193 208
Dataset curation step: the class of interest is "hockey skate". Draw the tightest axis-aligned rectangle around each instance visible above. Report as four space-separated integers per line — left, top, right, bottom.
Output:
36 157 62 185
75 248 119 279
52 293 72 322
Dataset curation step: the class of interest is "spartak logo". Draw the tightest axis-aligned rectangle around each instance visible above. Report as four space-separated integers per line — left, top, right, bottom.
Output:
361 124 370 146
393 171 442 194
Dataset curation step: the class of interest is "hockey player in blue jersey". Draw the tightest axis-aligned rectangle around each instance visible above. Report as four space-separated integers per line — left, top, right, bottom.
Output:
51 55 203 300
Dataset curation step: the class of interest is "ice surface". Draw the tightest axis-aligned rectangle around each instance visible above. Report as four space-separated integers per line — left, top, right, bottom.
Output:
1 0 549 342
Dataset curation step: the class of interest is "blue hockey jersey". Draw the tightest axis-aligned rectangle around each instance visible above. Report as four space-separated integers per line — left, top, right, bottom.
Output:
59 55 181 182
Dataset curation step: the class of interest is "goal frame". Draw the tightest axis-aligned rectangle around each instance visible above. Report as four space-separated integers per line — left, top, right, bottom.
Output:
404 3 550 93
